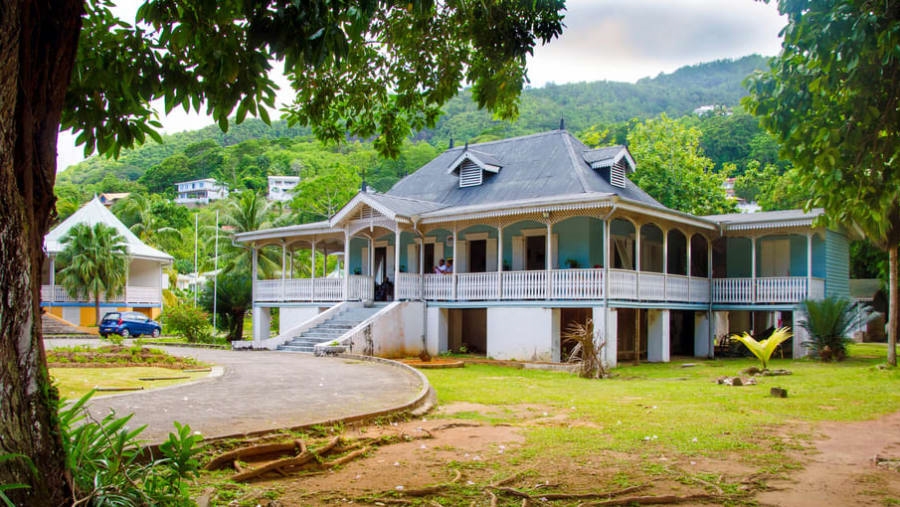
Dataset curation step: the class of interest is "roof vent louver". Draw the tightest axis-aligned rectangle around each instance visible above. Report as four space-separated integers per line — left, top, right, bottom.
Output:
610 161 626 188
459 160 483 188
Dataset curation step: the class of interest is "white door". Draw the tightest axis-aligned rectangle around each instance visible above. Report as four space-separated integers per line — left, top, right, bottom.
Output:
455 241 467 273
386 245 395 280
486 238 498 271
407 243 418 274
512 236 525 270
361 247 369 275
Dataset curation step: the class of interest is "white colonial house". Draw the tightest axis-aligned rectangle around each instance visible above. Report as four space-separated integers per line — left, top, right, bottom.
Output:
268 175 300 202
174 178 228 206
233 129 850 366
42 197 173 326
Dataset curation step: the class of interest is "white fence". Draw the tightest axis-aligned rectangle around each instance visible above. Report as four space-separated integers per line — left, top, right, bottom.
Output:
250 273 824 305
41 285 161 305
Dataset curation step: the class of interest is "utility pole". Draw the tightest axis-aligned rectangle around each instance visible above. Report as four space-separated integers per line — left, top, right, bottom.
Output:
213 210 219 330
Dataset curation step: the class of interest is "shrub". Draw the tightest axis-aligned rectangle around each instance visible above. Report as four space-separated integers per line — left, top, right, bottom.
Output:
731 327 792 370
799 296 872 361
162 304 214 343
59 392 203 506
563 318 608 378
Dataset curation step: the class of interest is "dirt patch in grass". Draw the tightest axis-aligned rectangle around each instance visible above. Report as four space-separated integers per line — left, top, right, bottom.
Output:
196 407 762 506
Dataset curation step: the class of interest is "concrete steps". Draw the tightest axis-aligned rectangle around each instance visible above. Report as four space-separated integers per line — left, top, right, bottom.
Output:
278 304 386 353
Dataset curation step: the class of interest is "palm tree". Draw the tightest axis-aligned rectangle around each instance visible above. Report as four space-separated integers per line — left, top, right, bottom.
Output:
56 223 129 325
114 193 182 246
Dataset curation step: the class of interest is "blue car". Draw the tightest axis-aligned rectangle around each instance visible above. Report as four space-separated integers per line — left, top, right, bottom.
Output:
99 311 162 338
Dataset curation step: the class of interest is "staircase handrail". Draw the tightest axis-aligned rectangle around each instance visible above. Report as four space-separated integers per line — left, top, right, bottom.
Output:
314 301 403 356
233 301 358 350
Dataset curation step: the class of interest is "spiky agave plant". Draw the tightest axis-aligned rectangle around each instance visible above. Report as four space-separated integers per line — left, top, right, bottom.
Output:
730 327 793 370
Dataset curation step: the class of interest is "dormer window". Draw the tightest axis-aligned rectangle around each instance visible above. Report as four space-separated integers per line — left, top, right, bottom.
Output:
582 146 635 189
447 149 502 188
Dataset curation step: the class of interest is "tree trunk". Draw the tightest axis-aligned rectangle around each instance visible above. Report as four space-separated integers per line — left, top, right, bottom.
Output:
0 1 83 504
95 293 101 327
889 244 898 367
232 309 246 341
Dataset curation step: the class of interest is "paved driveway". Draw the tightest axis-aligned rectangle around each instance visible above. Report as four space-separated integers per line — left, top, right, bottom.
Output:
45 341 425 443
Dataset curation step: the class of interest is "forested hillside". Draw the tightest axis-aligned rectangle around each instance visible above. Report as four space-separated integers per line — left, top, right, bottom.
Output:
56 55 768 195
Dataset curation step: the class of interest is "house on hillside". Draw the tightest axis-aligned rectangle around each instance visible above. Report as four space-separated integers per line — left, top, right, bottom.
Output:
42 197 173 326
233 129 850 365
268 176 300 202
174 178 228 206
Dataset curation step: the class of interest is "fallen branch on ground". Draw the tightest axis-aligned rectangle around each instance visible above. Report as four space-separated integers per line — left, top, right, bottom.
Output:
205 439 306 470
584 494 721 506
230 436 340 482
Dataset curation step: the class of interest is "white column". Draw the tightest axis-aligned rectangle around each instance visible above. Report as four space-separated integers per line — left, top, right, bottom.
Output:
807 232 813 299
49 255 55 305
662 227 668 301
394 228 401 301
635 222 641 298
281 241 287 301
251 246 260 342
452 223 458 300
419 237 425 300
686 233 693 300
603 218 610 299
594 306 618 368
793 310 809 358
545 220 552 298
694 311 711 357
497 224 504 300
311 240 317 282
343 230 350 300
751 236 757 304
647 309 670 362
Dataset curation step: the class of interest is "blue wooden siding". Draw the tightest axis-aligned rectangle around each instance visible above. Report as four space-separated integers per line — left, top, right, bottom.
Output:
398 231 417 272
812 234 826 278
726 237 752 277
825 230 850 298
553 217 604 269
348 237 368 274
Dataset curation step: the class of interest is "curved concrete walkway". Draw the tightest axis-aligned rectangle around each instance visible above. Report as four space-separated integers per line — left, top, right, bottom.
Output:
45 340 426 443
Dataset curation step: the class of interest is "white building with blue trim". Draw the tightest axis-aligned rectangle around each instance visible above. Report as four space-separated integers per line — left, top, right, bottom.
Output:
234 129 849 365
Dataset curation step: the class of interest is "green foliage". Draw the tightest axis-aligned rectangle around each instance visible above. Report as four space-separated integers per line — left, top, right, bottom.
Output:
744 0 900 365
162 304 214 343
199 271 252 341
63 1 565 160
59 392 201 506
0 454 35 507
730 327 793 370
800 297 871 361
627 114 736 215
56 223 129 325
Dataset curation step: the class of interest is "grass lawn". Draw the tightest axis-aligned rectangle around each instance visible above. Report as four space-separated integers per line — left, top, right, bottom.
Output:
51 367 211 400
424 343 900 464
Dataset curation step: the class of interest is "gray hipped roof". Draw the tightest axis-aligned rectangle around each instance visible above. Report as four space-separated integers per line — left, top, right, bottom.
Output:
44 197 174 262
386 130 662 209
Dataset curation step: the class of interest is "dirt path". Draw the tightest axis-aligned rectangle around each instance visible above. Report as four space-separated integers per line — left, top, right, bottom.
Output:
757 410 900 506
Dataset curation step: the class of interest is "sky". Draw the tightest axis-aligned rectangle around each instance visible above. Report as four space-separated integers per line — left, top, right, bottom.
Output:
56 0 786 171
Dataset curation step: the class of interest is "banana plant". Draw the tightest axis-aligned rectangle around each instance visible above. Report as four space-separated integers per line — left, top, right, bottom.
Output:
730 327 793 370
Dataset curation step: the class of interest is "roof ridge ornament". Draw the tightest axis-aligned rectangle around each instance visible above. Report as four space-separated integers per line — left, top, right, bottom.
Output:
560 117 565 130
